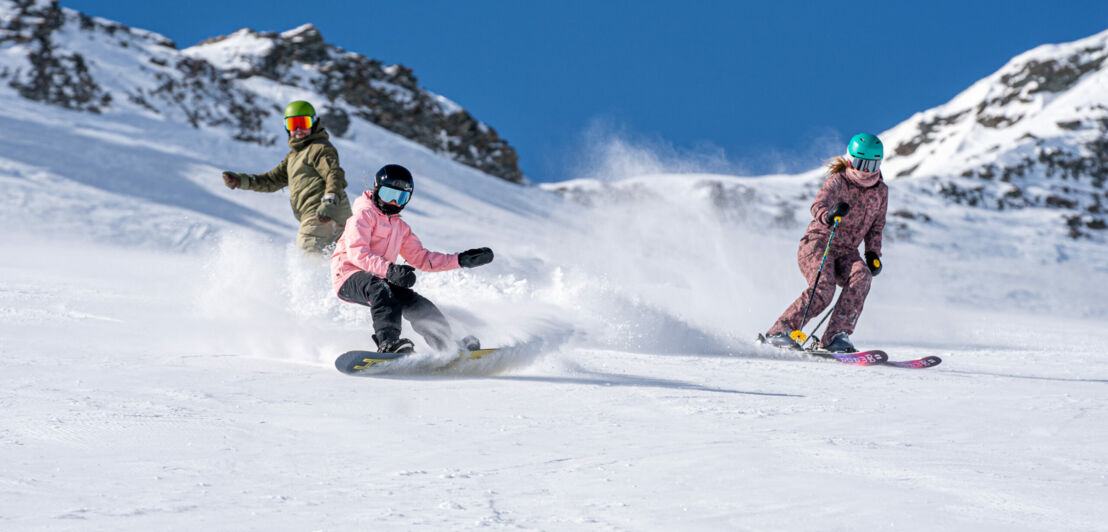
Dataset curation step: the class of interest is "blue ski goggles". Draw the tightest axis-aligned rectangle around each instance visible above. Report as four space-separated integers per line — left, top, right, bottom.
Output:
377 185 411 206
849 155 881 173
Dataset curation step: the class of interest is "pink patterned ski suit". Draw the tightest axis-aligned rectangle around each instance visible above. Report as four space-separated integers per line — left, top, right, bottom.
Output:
767 169 888 346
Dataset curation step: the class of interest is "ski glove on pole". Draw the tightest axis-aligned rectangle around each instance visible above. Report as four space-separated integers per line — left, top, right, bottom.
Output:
316 193 338 222
824 202 850 225
458 247 494 268
221 171 240 189
865 250 882 276
386 263 417 288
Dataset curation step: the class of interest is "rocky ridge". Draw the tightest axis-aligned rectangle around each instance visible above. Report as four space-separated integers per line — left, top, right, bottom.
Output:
0 0 524 183
880 28 1108 239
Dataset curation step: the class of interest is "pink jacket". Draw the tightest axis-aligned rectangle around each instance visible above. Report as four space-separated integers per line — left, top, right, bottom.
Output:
330 191 460 294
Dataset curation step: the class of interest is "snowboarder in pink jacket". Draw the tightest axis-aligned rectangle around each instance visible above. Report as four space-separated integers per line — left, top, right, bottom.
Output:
330 164 494 354
764 133 888 353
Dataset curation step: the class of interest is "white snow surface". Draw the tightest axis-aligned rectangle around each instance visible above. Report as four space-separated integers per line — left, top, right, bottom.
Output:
2 11 1108 532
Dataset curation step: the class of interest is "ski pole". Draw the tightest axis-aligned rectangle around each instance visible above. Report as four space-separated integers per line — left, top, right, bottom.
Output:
801 305 835 349
790 217 841 346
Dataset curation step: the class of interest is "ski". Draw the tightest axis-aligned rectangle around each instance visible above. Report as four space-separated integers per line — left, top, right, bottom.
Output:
757 334 941 369
806 349 888 366
883 356 942 369
809 350 943 369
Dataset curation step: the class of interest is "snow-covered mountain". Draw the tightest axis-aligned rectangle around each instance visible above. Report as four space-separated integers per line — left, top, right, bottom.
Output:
550 29 1108 242
880 28 1108 239
2 4 1107 530
0 0 524 182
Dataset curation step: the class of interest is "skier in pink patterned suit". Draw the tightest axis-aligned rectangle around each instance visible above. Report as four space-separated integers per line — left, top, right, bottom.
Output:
331 164 494 354
764 133 887 353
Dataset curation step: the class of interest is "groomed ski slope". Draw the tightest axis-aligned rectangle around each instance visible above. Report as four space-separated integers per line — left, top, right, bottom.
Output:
3 93 1108 530
3 237 1105 531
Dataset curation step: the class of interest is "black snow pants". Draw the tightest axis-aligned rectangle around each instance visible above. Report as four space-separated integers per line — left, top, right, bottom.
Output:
337 271 452 351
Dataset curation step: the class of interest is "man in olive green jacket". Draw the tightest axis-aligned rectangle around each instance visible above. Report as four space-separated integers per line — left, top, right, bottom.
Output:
222 100 353 253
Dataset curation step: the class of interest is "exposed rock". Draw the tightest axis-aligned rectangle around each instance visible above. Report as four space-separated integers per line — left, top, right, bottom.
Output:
0 7 525 184
1001 50 1107 94
885 33 1108 241
318 106 350 138
974 44 1108 128
1066 213 1108 238
930 129 1108 237
896 163 920 178
2 0 110 112
195 25 525 183
894 110 968 157
890 209 931 223
145 56 275 145
698 180 756 224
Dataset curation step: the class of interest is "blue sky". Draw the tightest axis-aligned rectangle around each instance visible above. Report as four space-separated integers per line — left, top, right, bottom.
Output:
66 1 1108 181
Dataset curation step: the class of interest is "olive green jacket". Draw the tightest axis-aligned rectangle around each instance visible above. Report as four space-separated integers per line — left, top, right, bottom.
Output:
231 129 351 223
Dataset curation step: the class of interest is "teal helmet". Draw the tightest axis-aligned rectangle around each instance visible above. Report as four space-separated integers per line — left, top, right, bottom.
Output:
847 133 883 172
847 133 883 160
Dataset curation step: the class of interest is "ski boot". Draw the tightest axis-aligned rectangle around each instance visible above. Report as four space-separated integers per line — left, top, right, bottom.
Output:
458 335 481 351
822 332 856 353
760 332 801 350
373 333 415 354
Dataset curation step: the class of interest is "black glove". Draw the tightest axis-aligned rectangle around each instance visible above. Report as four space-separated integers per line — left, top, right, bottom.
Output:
458 247 494 268
386 263 416 288
222 171 240 190
865 250 882 276
825 201 850 225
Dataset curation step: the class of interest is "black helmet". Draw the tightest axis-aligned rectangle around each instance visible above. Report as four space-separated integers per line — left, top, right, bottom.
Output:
373 164 414 215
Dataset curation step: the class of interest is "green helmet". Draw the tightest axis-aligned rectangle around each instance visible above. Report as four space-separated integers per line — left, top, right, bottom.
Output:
847 133 883 160
284 100 316 119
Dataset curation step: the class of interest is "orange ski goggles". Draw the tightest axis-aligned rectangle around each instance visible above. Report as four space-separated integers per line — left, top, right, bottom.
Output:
285 115 314 131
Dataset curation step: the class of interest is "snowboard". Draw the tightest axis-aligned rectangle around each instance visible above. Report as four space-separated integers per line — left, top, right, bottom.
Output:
334 350 408 374
335 347 501 376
